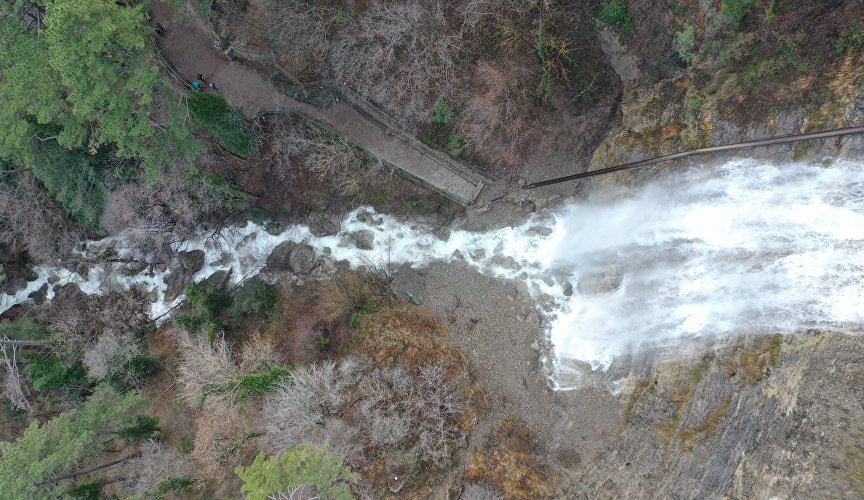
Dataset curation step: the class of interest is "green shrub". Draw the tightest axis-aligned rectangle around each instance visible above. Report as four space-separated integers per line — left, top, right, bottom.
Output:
675 24 696 63
156 476 196 496
312 337 331 351
23 355 87 392
178 435 195 454
233 364 292 402
0 318 49 341
230 277 277 323
176 282 228 335
445 133 464 157
117 415 160 443
599 0 634 35
349 305 370 329
834 19 864 55
187 92 257 157
685 93 707 116
721 0 754 26
66 478 106 499
432 99 454 125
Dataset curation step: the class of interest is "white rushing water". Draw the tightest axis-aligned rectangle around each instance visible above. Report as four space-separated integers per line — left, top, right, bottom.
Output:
2 158 864 389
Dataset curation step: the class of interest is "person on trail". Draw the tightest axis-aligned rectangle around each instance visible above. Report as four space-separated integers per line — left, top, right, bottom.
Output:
196 74 206 83
192 80 201 90
154 23 165 35
209 82 217 91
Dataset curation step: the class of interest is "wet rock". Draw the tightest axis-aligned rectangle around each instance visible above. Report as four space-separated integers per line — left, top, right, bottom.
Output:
308 214 340 237
391 263 427 305
265 241 296 270
264 220 284 236
74 263 91 280
490 255 520 271
47 274 61 284
317 256 338 277
27 284 48 305
288 244 317 274
435 226 451 241
471 248 486 260
356 210 383 226
147 290 159 303
352 230 375 250
577 265 623 295
121 261 148 277
236 232 257 251
179 250 205 274
163 267 193 303
203 269 232 289
530 225 554 237
562 280 574 297
22 267 38 282
336 260 351 271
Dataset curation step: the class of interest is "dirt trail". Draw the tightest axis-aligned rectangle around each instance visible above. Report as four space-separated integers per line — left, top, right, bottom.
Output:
149 0 483 205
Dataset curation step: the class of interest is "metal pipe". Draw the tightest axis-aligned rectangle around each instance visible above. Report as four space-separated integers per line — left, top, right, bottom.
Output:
524 126 864 189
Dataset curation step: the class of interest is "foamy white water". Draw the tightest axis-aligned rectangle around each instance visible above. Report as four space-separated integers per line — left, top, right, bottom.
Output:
2 158 864 389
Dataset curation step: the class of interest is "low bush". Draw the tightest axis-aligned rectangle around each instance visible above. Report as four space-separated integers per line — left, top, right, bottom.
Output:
598 0 633 35
433 99 454 125
117 415 160 443
721 0 755 27
174 282 228 337
229 277 277 324
23 354 87 393
188 92 258 157
675 24 696 63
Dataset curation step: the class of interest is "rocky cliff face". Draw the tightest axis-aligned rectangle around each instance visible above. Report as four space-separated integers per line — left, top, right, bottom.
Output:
561 332 864 499
586 1 864 189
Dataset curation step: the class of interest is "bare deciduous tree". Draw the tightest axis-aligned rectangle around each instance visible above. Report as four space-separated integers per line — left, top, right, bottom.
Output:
263 360 351 452
328 0 462 127
122 440 194 497
176 331 238 411
82 331 142 385
0 173 82 261
1 343 30 411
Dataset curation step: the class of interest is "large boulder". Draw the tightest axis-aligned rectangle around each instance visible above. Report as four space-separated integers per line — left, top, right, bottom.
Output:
288 244 317 274
265 241 296 270
121 261 148 277
577 264 623 295
179 250 205 274
163 267 193 303
352 230 375 250
391 263 427 305
203 269 232 289
27 284 48 306
308 214 341 237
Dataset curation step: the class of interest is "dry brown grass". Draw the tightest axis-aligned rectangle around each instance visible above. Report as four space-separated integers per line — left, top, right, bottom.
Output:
317 271 386 324
723 335 783 385
355 304 468 374
677 395 732 451
465 417 556 499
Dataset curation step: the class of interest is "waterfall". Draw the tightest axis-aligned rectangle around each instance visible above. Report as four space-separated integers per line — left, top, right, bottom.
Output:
3 158 863 389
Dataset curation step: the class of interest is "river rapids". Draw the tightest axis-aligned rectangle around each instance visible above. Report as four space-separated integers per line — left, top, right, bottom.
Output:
3 158 863 389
